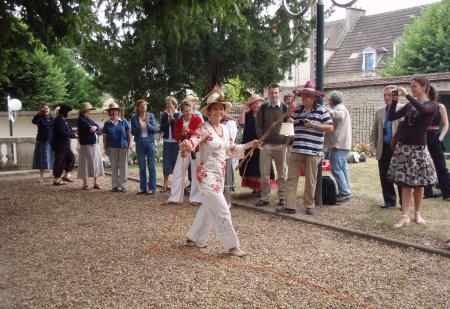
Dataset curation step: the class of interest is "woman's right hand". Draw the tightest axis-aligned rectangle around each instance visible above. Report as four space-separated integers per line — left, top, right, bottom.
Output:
89 126 97 133
397 86 409 97
104 148 110 156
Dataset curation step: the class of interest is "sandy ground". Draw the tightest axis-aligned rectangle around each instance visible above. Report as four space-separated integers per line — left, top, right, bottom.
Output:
0 175 449 308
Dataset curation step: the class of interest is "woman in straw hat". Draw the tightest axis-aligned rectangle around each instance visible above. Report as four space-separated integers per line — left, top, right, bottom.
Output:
238 94 276 194
180 86 259 257
130 99 158 195
77 102 105 190
103 101 132 192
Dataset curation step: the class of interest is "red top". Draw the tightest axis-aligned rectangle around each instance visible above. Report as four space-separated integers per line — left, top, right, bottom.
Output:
174 114 203 142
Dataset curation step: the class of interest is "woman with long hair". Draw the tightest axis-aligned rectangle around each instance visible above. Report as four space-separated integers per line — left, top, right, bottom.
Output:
77 102 104 190
32 103 54 182
130 99 158 195
388 77 438 228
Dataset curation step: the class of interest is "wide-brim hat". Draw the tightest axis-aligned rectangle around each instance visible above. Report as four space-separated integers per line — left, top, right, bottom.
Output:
200 86 232 117
246 94 264 106
293 80 325 97
105 102 121 111
79 102 96 113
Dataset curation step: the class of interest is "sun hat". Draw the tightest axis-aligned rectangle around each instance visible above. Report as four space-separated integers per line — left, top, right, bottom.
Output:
293 80 325 97
79 102 96 113
105 102 121 111
246 94 264 106
200 86 232 117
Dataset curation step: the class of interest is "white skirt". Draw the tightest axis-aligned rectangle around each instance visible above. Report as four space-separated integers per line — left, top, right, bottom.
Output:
77 144 105 179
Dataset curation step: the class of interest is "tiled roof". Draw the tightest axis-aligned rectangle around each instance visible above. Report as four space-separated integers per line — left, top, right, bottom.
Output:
324 19 346 50
325 6 425 75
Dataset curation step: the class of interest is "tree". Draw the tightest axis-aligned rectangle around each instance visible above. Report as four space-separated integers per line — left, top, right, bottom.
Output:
82 0 313 114
5 48 68 110
381 0 450 76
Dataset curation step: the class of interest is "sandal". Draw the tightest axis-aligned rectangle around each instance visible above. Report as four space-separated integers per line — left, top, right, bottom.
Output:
53 181 65 186
159 187 169 193
229 247 247 257
93 184 101 189
414 212 426 225
393 214 410 228
187 238 207 248
62 177 74 182
82 185 89 191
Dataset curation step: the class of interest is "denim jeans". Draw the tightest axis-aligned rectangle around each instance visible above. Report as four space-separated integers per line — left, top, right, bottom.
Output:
329 148 351 196
136 139 156 192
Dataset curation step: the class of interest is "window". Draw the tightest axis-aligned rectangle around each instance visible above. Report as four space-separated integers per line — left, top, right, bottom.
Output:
362 47 376 71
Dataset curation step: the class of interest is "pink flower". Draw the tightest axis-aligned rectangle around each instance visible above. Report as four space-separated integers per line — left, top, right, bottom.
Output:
213 182 221 193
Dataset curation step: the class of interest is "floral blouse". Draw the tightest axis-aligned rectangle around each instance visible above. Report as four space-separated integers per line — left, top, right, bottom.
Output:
190 122 246 194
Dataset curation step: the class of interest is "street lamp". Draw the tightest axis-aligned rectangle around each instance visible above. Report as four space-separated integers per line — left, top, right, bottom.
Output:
280 0 358 205
7 96 22 164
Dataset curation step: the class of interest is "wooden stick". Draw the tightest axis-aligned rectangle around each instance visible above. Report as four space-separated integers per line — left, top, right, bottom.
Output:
235 107 291 171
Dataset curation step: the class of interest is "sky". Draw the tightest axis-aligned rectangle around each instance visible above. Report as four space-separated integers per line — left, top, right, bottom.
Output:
325 0 441 21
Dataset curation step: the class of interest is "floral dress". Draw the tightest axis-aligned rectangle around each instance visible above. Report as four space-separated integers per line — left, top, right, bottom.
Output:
191 122 245 194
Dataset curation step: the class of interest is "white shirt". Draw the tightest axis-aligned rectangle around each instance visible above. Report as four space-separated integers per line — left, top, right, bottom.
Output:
139 119 148 137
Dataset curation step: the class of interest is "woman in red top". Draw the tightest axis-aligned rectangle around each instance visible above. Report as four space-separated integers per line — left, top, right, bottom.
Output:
164 100 203 205
388 77 438 228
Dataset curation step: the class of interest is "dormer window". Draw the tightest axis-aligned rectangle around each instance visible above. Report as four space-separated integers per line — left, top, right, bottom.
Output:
362 47 376 71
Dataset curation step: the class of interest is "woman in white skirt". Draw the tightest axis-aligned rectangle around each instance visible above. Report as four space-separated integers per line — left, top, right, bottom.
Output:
77 102 105 190
180 87 259 257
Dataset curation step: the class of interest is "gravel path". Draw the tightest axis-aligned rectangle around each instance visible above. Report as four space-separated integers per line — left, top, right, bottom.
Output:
1 175 449 308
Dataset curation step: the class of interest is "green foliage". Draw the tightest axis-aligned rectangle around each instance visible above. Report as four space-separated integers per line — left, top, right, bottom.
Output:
381 0 450 76
82 0 312 115
223 77 247 104
4 48 68 110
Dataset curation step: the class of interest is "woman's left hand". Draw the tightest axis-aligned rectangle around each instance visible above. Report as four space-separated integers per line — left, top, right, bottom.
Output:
89 126 97 133
245 139 260 149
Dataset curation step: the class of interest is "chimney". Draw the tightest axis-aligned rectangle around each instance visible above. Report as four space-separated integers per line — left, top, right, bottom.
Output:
345 7 365 33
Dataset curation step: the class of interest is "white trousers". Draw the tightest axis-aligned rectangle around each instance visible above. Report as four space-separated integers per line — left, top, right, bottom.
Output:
168 152 201 203
109 147 128 190
187 191 240 250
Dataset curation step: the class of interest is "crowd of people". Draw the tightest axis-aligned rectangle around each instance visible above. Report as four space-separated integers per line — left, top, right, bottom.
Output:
31 76 449 255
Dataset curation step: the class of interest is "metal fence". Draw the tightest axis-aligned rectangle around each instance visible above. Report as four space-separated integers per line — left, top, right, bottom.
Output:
229 105 376 145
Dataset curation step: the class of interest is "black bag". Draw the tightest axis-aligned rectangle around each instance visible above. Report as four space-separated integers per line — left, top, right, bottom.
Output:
322 176 337 205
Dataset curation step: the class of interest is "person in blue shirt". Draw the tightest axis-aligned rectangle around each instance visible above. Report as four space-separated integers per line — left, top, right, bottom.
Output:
32 103 54 182
131 99 158 195
103 101 132 192
77 102 105 190
160 96 181 192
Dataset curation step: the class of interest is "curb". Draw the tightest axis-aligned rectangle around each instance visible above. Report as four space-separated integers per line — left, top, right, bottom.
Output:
0 170 39 178
231 201 450 258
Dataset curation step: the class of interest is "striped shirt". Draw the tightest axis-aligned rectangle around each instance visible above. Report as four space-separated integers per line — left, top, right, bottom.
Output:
292 104 332 156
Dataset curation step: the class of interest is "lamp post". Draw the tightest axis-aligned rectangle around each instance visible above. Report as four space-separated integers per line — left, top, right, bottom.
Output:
281 0 358 205
7 96 22 164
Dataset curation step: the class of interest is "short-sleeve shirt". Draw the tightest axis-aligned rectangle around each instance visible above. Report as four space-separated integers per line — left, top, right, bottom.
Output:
292 104 333 156
103 118 130 148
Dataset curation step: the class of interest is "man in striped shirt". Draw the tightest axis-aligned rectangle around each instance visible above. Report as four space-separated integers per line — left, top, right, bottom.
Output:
278 81 334 215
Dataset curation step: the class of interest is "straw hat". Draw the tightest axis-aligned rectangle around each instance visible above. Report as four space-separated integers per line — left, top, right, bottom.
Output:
105 102 121 111
200 86 232 117
293 80 325 97
79 102 96 113
246 94 264 106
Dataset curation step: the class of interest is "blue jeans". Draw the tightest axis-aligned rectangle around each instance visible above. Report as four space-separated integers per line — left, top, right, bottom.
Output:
136 139 157 192
162 141 180 176
329 148 351 196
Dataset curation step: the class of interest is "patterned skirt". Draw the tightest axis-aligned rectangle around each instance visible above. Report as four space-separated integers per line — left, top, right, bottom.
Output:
32 140 54 170
388 142 437 187
77 144 105 179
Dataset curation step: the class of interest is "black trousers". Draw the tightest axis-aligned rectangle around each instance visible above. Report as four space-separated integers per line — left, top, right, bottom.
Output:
425 131 450 198
53 148 75 178
378 142 402 206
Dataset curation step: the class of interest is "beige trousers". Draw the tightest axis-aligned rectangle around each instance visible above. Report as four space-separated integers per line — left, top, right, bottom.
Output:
285 153 321 209
259 144 287 201
109 147 128 190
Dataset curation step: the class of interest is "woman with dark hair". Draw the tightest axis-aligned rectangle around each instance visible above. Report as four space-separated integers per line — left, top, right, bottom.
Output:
388 77 438 228
32 103 54 182
77 102 104 190
130 99 158 195
424 102 450 200
52 104 75 186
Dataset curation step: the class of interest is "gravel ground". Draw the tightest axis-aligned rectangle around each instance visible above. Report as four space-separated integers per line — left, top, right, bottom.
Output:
1 175 449 308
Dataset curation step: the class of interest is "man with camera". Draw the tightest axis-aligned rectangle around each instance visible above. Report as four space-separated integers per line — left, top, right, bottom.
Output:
369 86 403 208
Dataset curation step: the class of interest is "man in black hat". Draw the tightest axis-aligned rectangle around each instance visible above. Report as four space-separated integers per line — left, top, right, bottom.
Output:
52 104 76 185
